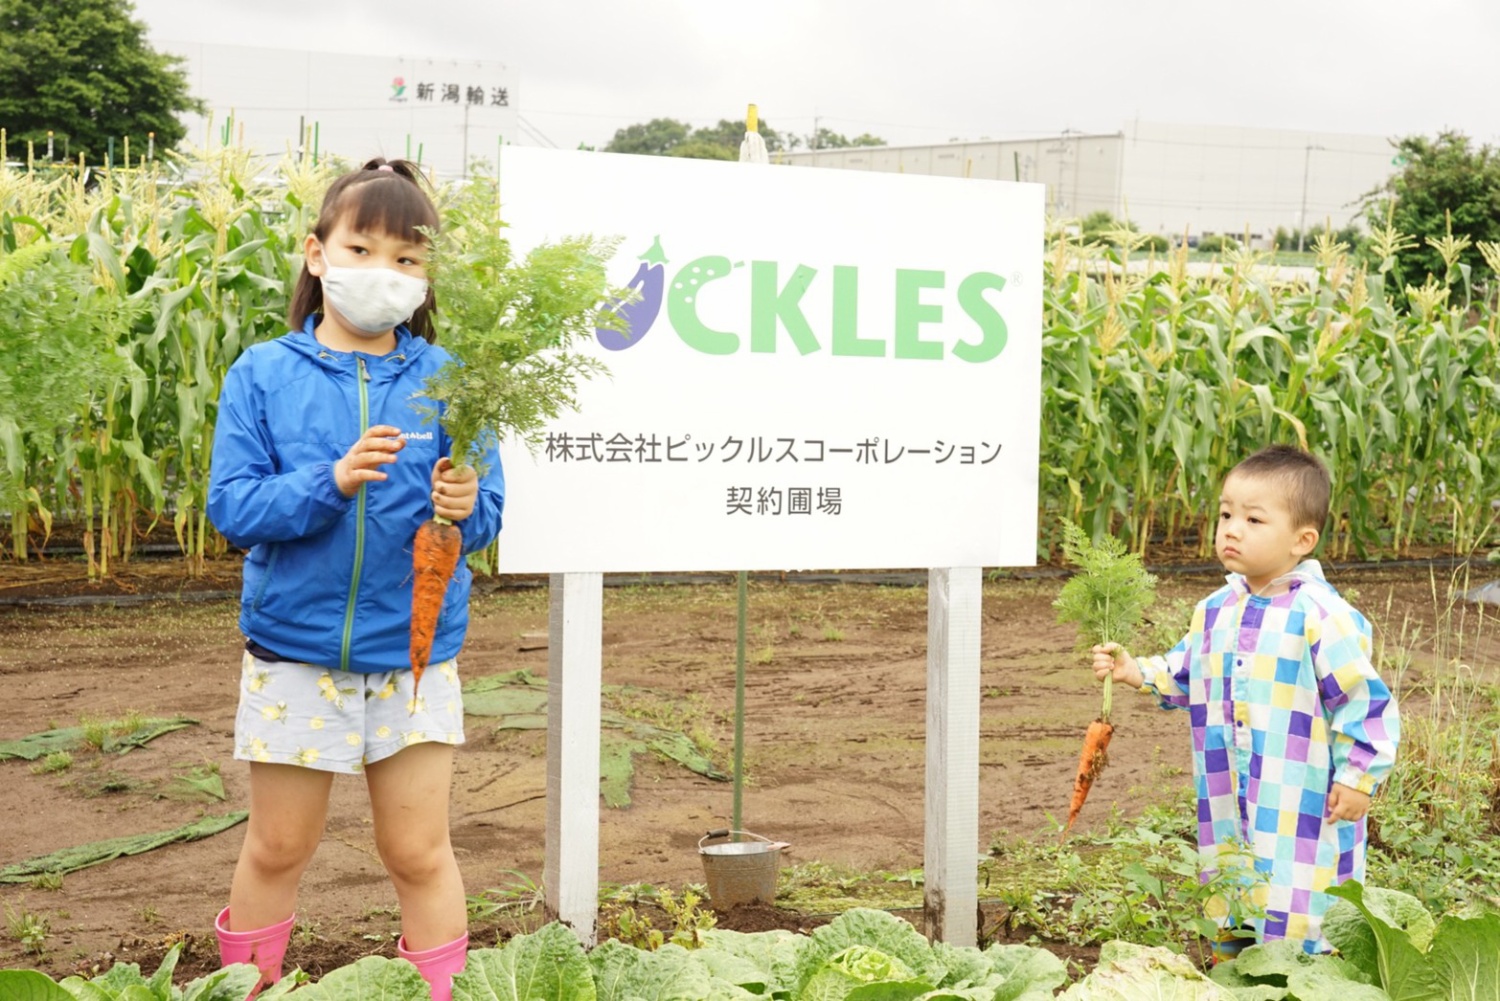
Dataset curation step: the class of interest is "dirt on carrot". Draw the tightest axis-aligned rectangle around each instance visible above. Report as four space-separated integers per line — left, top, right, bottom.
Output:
1062 716 1115 839
409 516 463 705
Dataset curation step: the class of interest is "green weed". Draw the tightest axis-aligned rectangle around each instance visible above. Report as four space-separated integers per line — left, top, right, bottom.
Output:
29 873 63 892
30 751 73 774
598 885 715 951
466 869 546 934
5 904 49 956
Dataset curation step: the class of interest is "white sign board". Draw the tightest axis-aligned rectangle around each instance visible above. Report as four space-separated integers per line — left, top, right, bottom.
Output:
496 147 1043 573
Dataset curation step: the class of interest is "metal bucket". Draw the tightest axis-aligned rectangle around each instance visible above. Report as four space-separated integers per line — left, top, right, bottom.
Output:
697 828 789 909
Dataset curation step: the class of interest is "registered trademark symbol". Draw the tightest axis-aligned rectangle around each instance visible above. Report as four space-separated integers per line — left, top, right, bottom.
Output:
1010 271 1024 287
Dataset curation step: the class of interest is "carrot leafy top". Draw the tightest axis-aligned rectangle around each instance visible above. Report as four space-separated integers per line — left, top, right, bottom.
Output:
1053 520 1158 651
417 171 628 473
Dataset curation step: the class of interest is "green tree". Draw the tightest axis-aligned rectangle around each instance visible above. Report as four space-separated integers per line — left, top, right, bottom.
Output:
605 116 792 158
604 118 692 156
0 0 202 161
686 117 791 154
1273 223 1363 254
807 127 848 150
805 127 886 150
667 140 735 162
1363 130 1500 285
1079 210 1137 243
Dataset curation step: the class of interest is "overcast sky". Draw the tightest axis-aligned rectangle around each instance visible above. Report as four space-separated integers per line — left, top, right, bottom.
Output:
130 0 1500 151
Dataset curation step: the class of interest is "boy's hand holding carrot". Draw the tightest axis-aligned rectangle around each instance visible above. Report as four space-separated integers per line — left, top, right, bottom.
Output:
334 425 405 497
429 457 478 522
1091 642 1145 690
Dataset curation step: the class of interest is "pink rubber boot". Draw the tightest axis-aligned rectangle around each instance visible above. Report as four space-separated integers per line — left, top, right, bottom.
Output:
215 906 295 997
398 932 469 1001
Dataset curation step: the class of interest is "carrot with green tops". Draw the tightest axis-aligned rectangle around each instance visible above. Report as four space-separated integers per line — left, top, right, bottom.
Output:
407 179 628 709
1053 521 1156 840
409 514 462 708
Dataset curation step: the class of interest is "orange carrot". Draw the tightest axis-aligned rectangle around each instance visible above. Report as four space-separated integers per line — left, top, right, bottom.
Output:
1061 717 1115 840
410 515 462 709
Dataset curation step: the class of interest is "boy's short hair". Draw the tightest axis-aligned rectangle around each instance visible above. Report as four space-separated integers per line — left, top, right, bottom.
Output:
1230 445 1331 532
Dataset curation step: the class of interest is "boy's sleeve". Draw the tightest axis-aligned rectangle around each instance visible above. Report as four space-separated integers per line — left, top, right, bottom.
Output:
1137 601 1207 710
1310 601 1401 795
1138 632 1193 710
207 358 352 547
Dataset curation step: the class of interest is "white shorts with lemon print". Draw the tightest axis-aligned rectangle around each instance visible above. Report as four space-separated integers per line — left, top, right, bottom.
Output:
234 652 465 773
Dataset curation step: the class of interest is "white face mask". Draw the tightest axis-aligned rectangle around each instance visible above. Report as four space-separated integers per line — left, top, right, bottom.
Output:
319 261 429 337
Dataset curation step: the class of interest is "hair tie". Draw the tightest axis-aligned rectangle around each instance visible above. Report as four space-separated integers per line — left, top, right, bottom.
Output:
376 163 394 172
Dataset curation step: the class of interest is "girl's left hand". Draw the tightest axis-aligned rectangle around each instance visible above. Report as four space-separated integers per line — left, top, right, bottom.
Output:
430 457 478 522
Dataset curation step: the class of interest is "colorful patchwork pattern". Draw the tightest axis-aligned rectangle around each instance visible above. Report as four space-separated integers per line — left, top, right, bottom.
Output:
1138 561 1400 953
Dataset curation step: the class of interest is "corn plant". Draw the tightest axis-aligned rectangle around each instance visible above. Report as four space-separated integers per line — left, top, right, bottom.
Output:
3 142 1500 570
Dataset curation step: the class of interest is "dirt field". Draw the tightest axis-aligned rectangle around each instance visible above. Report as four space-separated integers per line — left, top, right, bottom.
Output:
0 555 1481 980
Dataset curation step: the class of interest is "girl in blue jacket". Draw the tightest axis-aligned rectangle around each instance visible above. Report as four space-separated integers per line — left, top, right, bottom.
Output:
207 158 503 1000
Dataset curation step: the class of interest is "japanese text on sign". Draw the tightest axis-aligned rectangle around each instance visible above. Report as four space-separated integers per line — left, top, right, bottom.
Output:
410 83 509 106
543 432 1003 466
727 486 842 516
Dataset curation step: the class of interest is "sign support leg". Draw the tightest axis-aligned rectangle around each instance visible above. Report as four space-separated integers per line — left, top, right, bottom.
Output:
923 566 982 945
543 571 603 944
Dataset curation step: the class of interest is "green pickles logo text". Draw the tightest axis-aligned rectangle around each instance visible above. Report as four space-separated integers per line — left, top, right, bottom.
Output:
596 237 1010 362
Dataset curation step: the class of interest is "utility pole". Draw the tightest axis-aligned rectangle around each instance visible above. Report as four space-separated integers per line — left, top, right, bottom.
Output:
1072 129 1081 218
1298 143 1325 252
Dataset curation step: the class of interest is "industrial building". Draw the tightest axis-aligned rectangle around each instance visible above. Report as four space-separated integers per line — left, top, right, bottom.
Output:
147 42 1399 247
780 121 1399 247
156 41 518 177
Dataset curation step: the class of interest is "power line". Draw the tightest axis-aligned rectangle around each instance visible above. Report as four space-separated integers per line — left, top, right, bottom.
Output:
515 114 558 148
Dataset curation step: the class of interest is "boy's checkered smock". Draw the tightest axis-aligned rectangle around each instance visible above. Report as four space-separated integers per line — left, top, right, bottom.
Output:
1137 560 1400 954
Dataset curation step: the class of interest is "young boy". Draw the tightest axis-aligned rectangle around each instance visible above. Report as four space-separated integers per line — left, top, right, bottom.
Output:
1091 444 1400 956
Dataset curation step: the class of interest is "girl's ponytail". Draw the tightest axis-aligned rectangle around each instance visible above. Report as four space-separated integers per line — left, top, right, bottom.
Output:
359 157 427 185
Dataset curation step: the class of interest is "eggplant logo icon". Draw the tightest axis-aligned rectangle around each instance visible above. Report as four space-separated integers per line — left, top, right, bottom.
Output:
596 236 666 351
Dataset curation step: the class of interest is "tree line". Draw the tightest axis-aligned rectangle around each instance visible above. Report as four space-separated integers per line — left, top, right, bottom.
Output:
598 117 885 159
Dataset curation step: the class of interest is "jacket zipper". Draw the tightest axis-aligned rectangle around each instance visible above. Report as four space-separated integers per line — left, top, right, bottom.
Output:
340 356 373 670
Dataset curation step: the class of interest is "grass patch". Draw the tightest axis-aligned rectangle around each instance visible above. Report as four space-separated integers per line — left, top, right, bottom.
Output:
30 751 73 774
609 688 723 764
78 711 151 752
777 861 925 913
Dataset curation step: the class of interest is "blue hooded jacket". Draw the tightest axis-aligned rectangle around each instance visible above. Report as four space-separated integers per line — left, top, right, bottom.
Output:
207 318 505 673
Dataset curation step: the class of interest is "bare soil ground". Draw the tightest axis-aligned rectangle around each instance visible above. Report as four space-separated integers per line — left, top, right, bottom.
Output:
0 554 1484 981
